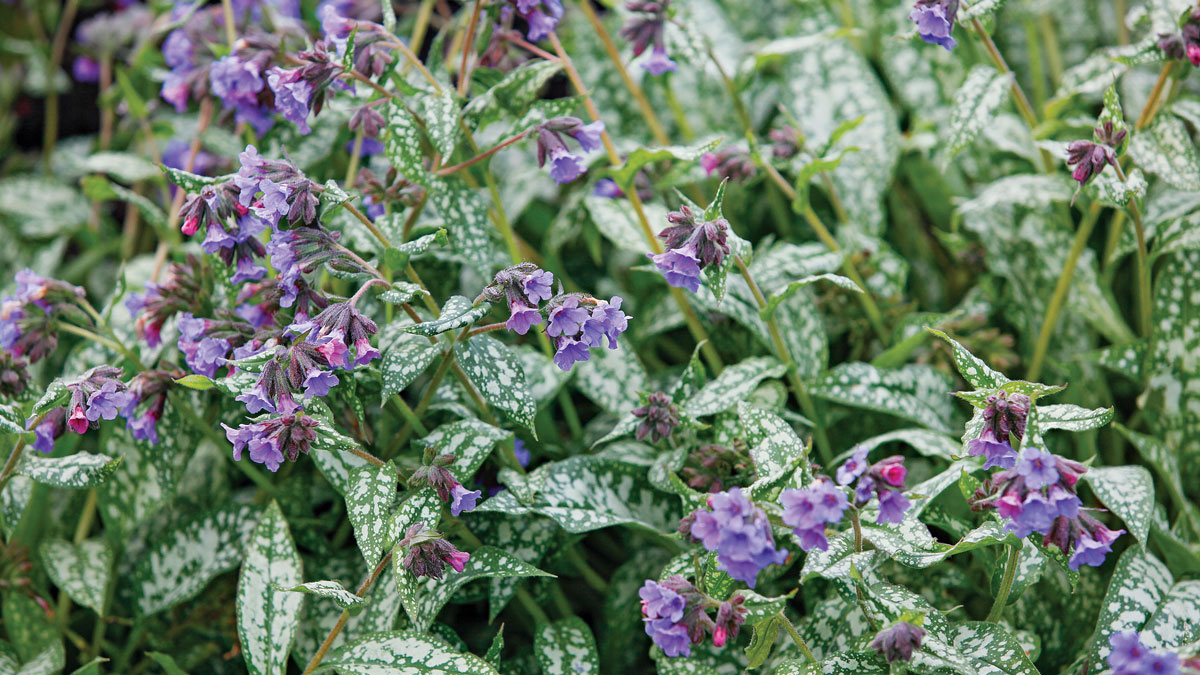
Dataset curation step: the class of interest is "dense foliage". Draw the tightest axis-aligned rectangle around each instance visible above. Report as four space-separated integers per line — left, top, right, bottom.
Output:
1 0 1199 673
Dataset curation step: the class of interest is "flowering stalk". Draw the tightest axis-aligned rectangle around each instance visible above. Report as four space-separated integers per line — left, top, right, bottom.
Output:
1026 209 1099 381
41 0 82 174
457 0 485 97
985 545 1021 623
547 31 724 373
778 614 815 662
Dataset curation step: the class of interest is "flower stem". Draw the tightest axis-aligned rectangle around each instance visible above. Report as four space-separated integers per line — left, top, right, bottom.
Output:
1134 64 1172 130
1114 163 1153 337
575 0 672 146
778 613 815 662
850 508 863 554
734 255 832 465
457 0 484 96
345 127 366 186
1026 201 1101 381
220 0 237 48
986 545 1021 623
302 551 393 675
547 31 723 373
42 0 81 174
0 416 39 495
436 129 532 176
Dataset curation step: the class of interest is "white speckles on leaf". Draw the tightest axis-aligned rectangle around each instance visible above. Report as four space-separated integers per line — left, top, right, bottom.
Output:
39 538 111 615
455 336 537 433
237 501 303 675
535 617 599 675
345 461 400 568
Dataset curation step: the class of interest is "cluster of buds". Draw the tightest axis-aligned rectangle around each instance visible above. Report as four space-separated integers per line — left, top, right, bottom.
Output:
501 0 564 42
319 4 394 78
1066 121 1126 190
780 478 849 552
293 299 381 370
620 1 677 75
121 370 177 444
398 522 471 580
683 487 788 586
970 447 1124 570
648 205 731 293
0 351 30 398
965 391 1029 470
353 165 425 222
266 41 351 135
680 443 753 493
63 366 134 436
265 225 342 311
631 391 680 443
639 576 747 657
1158 8 1200 66
533 117 605 184
232 145 321 230
0 269 86 365
127 256 214 348
207 34 287 134
700 148 757 183
768 125 801 160
841 448 911 524
909 0 958 50
222 408 320 472
871 621 927 663
409 451 483 517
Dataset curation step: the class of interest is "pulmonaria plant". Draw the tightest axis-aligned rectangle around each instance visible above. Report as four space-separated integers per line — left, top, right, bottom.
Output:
966 390 1030 469
532 117 605 184
910 0 959 50
410 452 482 517
0 269 85 364
639 577 747 657
1157 8 1200 66
620 0 677 75
398 522 471 580
632 391 680 443
1066 121 1126 193
684 487 788 586
648 204 731 293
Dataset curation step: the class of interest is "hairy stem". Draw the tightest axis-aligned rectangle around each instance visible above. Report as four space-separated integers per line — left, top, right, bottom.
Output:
968 18 1054 172
779 613 816 662
986 545 1021 623
1114 163 1153 336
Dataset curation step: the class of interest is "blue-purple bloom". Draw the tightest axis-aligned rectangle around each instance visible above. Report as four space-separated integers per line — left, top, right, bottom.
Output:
548 148 586 184
910 0 957 50
1005 491 1054 538
522 270 554 303
72 56 100 83
552 338 590 370
450 483 482 517
303 368 339 397
689 487 787 586
780 479 848 552
85 381 134 423
505 300 543 335
644 44 677 75
508 0 564 41
534 117 604 184
1107 631 1181 675
837 446 870 485
267 67 314 134
1015 447 1059 490
513 439 531 467
648 248 702 293
649 205 731 293
209 55 264 109
546 296 589 337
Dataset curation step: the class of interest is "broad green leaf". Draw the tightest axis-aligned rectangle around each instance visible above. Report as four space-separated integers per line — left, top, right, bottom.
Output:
1140 580 1200 650
377 281 425 306
314 630 500 674
1084 548 1173 667
311 448 373 496
345 461 400 568
941 65 1013 164
0 177 89 237
583 195 670 254
39 538 111 615
744 614 780 669
850 428 960 461
925 328 1010 389
610 139 721 188
0 475 31 540
760 274 860 320
534 617 600 675
31 380 69 417
282 580 367 615
1036 404 1113 431
159 165 225 192
738 402 806 492
0 404 27 435
1130 114 1200 191
682 357 786 418
405 296 491 336
238 501 303 675
134 504 261 615
956 174 1075 217
425 178 502 270
17 452 121 488
1090 166 1147 207
380 333 442 401
1084 465 1154 547
454 336 537 433
76 151 160 183
572 343 649 415
396 546 553 632
422 89 461 158
1144 250 1200 455
398 228 449 256
382 102 429 181
421 418 513 483
476 513 559 621
464 59 562 130
1 593 63 668
808 362 955 433
776 653 886 674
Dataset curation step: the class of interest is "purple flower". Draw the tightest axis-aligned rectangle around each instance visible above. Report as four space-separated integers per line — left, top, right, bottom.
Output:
522 269 554 303
1109 632 1149 670
128 412 160 443
162 29 193 70
552 337 590 371
570 121 605 153
1006 491 1054 538
647 248 702 293
643 44 677 75
632 391 680 443
32 414 60 454
910 2 956 50
185 337 230 378
871 622 926 663
450 483 482 516
231 256 267 285
645 618 691 658
546 297 589 337
690 487 787 587
85 381 135 422
236 382 277 414
210 55 264 109
316 331 351 369
1069 533 1112 571
267 67 313 134
160 68 191 113
876 490 911 525
253 179 292 226
1047 485 1081 520
513 439 531 467
837 446 870 485
353 336 381 367
780 479 848 552
967 427 1017 470
505 300 543 335
512 0 564 41
639 580 685 622
1016 447 1059 490
177 313 207 341
593 179 624 198
72 56 100 83
548 147 586 184
581 297 629 349
303 368 339 397
248 437 285 472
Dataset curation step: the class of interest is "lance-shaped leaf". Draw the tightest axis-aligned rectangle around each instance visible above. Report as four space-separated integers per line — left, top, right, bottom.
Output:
281 580 368 615
535 617 600 675
610 139 721 188
1130 114 1200 191
313 630 500 674
738 402 806 492
345 461 400 568
0 403 27 435
1084 465 1154 547
808 362 955 434
1084 548 1176 666
238 501 303 675
941 65 1013 164
377 281 426 306
405 296 492 336
380 333 442 402
18 452 122 488
454 336 537 434
422 88 461 158
31 380 69 416
421 418 512 483
134 504 261 615
682 357 786 418
39 538 111 615
382 102 429 182
159 165 226 192
926 328 1010 389
1036 404 1113 432
760 274 861 320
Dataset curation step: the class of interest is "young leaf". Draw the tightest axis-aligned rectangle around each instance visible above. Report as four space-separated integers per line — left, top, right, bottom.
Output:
380 334 442 401
405 296 491 336
610 139 721 188
18 452 122 488
925 328 1010 389
238 501 304 675
281 580 368 615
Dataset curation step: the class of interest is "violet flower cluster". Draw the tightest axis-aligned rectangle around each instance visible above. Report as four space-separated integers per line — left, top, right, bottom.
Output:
639 576 746 657
1067 121 1126 189
971 445 1124 570
398 522 471 580
648 205 731 293
1158 8 1200 66
779 477 849 552
485 264 630 372
910 0 959 50
871 621 927 664
1107 631 1186 675
1 269 84 366
533 117 606 184
70 2 152 84
620 1 677 76
965 390 1029 470
410 452 483 517
631 391 680 443
700 148 757 183
501 0 564 42
684 487 788 586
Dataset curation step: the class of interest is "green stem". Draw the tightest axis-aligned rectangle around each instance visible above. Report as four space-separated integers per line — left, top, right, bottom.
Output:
220 0 237 48
778 614 815 662
515 587 551 625
345 127 365 187
1114 163 1152 337
850 508 863 554
302 551 393 675
173 396 278 494
1135 64 1172 131
986 545 1021 623
390 395 429 436
564 545 609 593
42 0 81 174
1026 202 1100 381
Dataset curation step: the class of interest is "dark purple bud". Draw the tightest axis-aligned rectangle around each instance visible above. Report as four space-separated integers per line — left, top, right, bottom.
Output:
871 621 926 663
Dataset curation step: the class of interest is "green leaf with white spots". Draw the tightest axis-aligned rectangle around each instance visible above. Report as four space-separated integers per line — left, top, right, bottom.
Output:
1089 167 1147 207
1145 249 1200 455
760 274 860 321
610 139 721 188
0 404 27 435
383 102 429 182
682 357 786 418
776 653 886 674
397 228 449 256
455 336 537 433
1140 580 1200 650
959 0 1006 19
421 418 513 483
572 343 648 414
851 428 960 461
17 452 121 488
926 328 1010 389
535 617 599 675
1036 404 1114 432
426 178 503 270
476 514 559 621
38 538 111 615
311 448 373 495
738 402 806 491
282 580 367 615
2 593 63 668
1084 465 1154 547
808 362 955 434
396 546 553 632
464 59 562 131
314 630 499 674
345 461 400 568
238 501 303 675
159 165 225 193
31 380 68 417
405 296 491 336
1 475 30 540
474 457 682 534
422 89 461 158
1130 114 1200 191
941 65 1013 164
133 503 261 616
380 333 442 401
377 281 426 306
1084 548 1173 667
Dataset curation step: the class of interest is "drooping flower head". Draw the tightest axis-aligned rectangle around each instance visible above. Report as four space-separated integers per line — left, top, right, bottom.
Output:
910 0 958 50
638 576 746 657
620 1 677 75
632 391 680 443
648 204 731 293
687 487 787 586
410 452 482 517
1 269 85 365
533 117 605 184
1157 9 1200 66
966 391 1029 470
222 408 320 472
845 454 912 525
700 147 757 182
780 478 849 552
872 621 927 663
502 0 564 41
398 522 471 579
63 366 135 435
